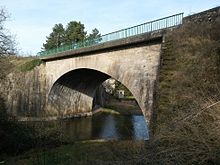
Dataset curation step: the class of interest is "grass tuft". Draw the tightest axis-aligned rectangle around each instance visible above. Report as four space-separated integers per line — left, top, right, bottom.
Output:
19 59 42 72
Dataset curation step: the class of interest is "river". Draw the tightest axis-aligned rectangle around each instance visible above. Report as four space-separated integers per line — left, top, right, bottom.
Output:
57 113 149 141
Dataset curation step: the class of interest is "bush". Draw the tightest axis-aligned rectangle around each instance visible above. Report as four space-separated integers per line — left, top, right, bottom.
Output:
0 96 35 156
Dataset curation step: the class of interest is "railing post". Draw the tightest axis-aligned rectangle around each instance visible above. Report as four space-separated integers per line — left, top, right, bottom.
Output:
150 22 152 31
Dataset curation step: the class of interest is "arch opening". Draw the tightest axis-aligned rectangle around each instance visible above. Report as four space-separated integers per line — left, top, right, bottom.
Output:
47 68 142 118
46 68 149 140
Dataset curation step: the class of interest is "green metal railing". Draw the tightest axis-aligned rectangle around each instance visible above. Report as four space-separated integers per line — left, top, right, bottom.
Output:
38 13 183 57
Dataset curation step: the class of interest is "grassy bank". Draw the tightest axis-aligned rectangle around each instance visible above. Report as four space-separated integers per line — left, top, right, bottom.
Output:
3 141 148 165
104 98 142 115
151 20 220 163
93 108 121 115
18 58 42 72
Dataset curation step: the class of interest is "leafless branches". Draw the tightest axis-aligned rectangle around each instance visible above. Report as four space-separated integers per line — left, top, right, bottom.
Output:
0 7 16 56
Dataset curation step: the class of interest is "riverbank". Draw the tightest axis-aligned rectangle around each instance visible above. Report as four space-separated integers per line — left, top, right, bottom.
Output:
103 98 142 115
2 140 147 165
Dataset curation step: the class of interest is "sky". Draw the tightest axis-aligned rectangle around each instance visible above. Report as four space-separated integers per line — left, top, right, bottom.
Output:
1 0 220 55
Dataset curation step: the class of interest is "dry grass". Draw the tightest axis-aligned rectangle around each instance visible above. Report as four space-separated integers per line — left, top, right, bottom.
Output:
151 20 220 164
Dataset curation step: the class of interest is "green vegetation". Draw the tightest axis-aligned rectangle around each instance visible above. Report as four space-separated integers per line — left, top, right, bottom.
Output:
19 59 42 72
0 105 66 161
0 56 41 77
114 80 132 97
104 99 141 115
43 21 101 51
93 108 120 115
0 56 60 159
4 141 147 165
0 96 35 157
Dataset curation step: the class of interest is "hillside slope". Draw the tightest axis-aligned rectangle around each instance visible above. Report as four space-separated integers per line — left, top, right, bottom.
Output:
152 19 220 163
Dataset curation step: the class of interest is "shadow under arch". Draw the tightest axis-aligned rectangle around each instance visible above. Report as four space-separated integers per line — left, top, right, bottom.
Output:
47 68 143 118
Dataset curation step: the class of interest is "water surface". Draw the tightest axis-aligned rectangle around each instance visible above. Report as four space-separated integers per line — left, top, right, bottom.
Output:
61 113 149 141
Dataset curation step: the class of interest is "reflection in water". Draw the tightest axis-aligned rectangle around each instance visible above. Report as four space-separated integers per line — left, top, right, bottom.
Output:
97 115 117 140
61 114 149 141
132 115 149 140
64 117 92 140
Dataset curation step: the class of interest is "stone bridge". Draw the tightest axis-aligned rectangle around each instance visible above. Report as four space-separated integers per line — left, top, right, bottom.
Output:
42 32 163 126
0 7 219 138
40 13 185 128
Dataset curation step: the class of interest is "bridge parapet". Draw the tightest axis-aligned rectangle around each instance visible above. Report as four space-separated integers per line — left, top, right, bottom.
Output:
38 13 183 59
41 29 164 61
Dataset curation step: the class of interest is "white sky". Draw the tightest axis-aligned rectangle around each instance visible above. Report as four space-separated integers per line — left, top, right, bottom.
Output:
1 0 219 55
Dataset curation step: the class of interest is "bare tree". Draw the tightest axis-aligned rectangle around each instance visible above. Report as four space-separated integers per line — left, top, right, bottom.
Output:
0 7 16 56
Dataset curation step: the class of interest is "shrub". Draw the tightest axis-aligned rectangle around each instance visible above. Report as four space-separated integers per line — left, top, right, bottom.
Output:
0 96 35 155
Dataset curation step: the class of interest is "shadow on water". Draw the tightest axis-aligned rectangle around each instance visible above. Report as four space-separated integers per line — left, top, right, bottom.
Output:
61 113 149 141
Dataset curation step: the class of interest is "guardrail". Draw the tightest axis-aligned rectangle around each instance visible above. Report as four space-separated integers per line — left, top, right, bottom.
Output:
38 13 183 57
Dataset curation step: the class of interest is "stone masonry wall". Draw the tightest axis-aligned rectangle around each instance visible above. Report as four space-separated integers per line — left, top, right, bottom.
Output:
183 6 220 24
0 64 47 118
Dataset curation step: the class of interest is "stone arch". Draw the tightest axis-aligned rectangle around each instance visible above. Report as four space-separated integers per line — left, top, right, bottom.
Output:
46 68 144 119
44 43 162 125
